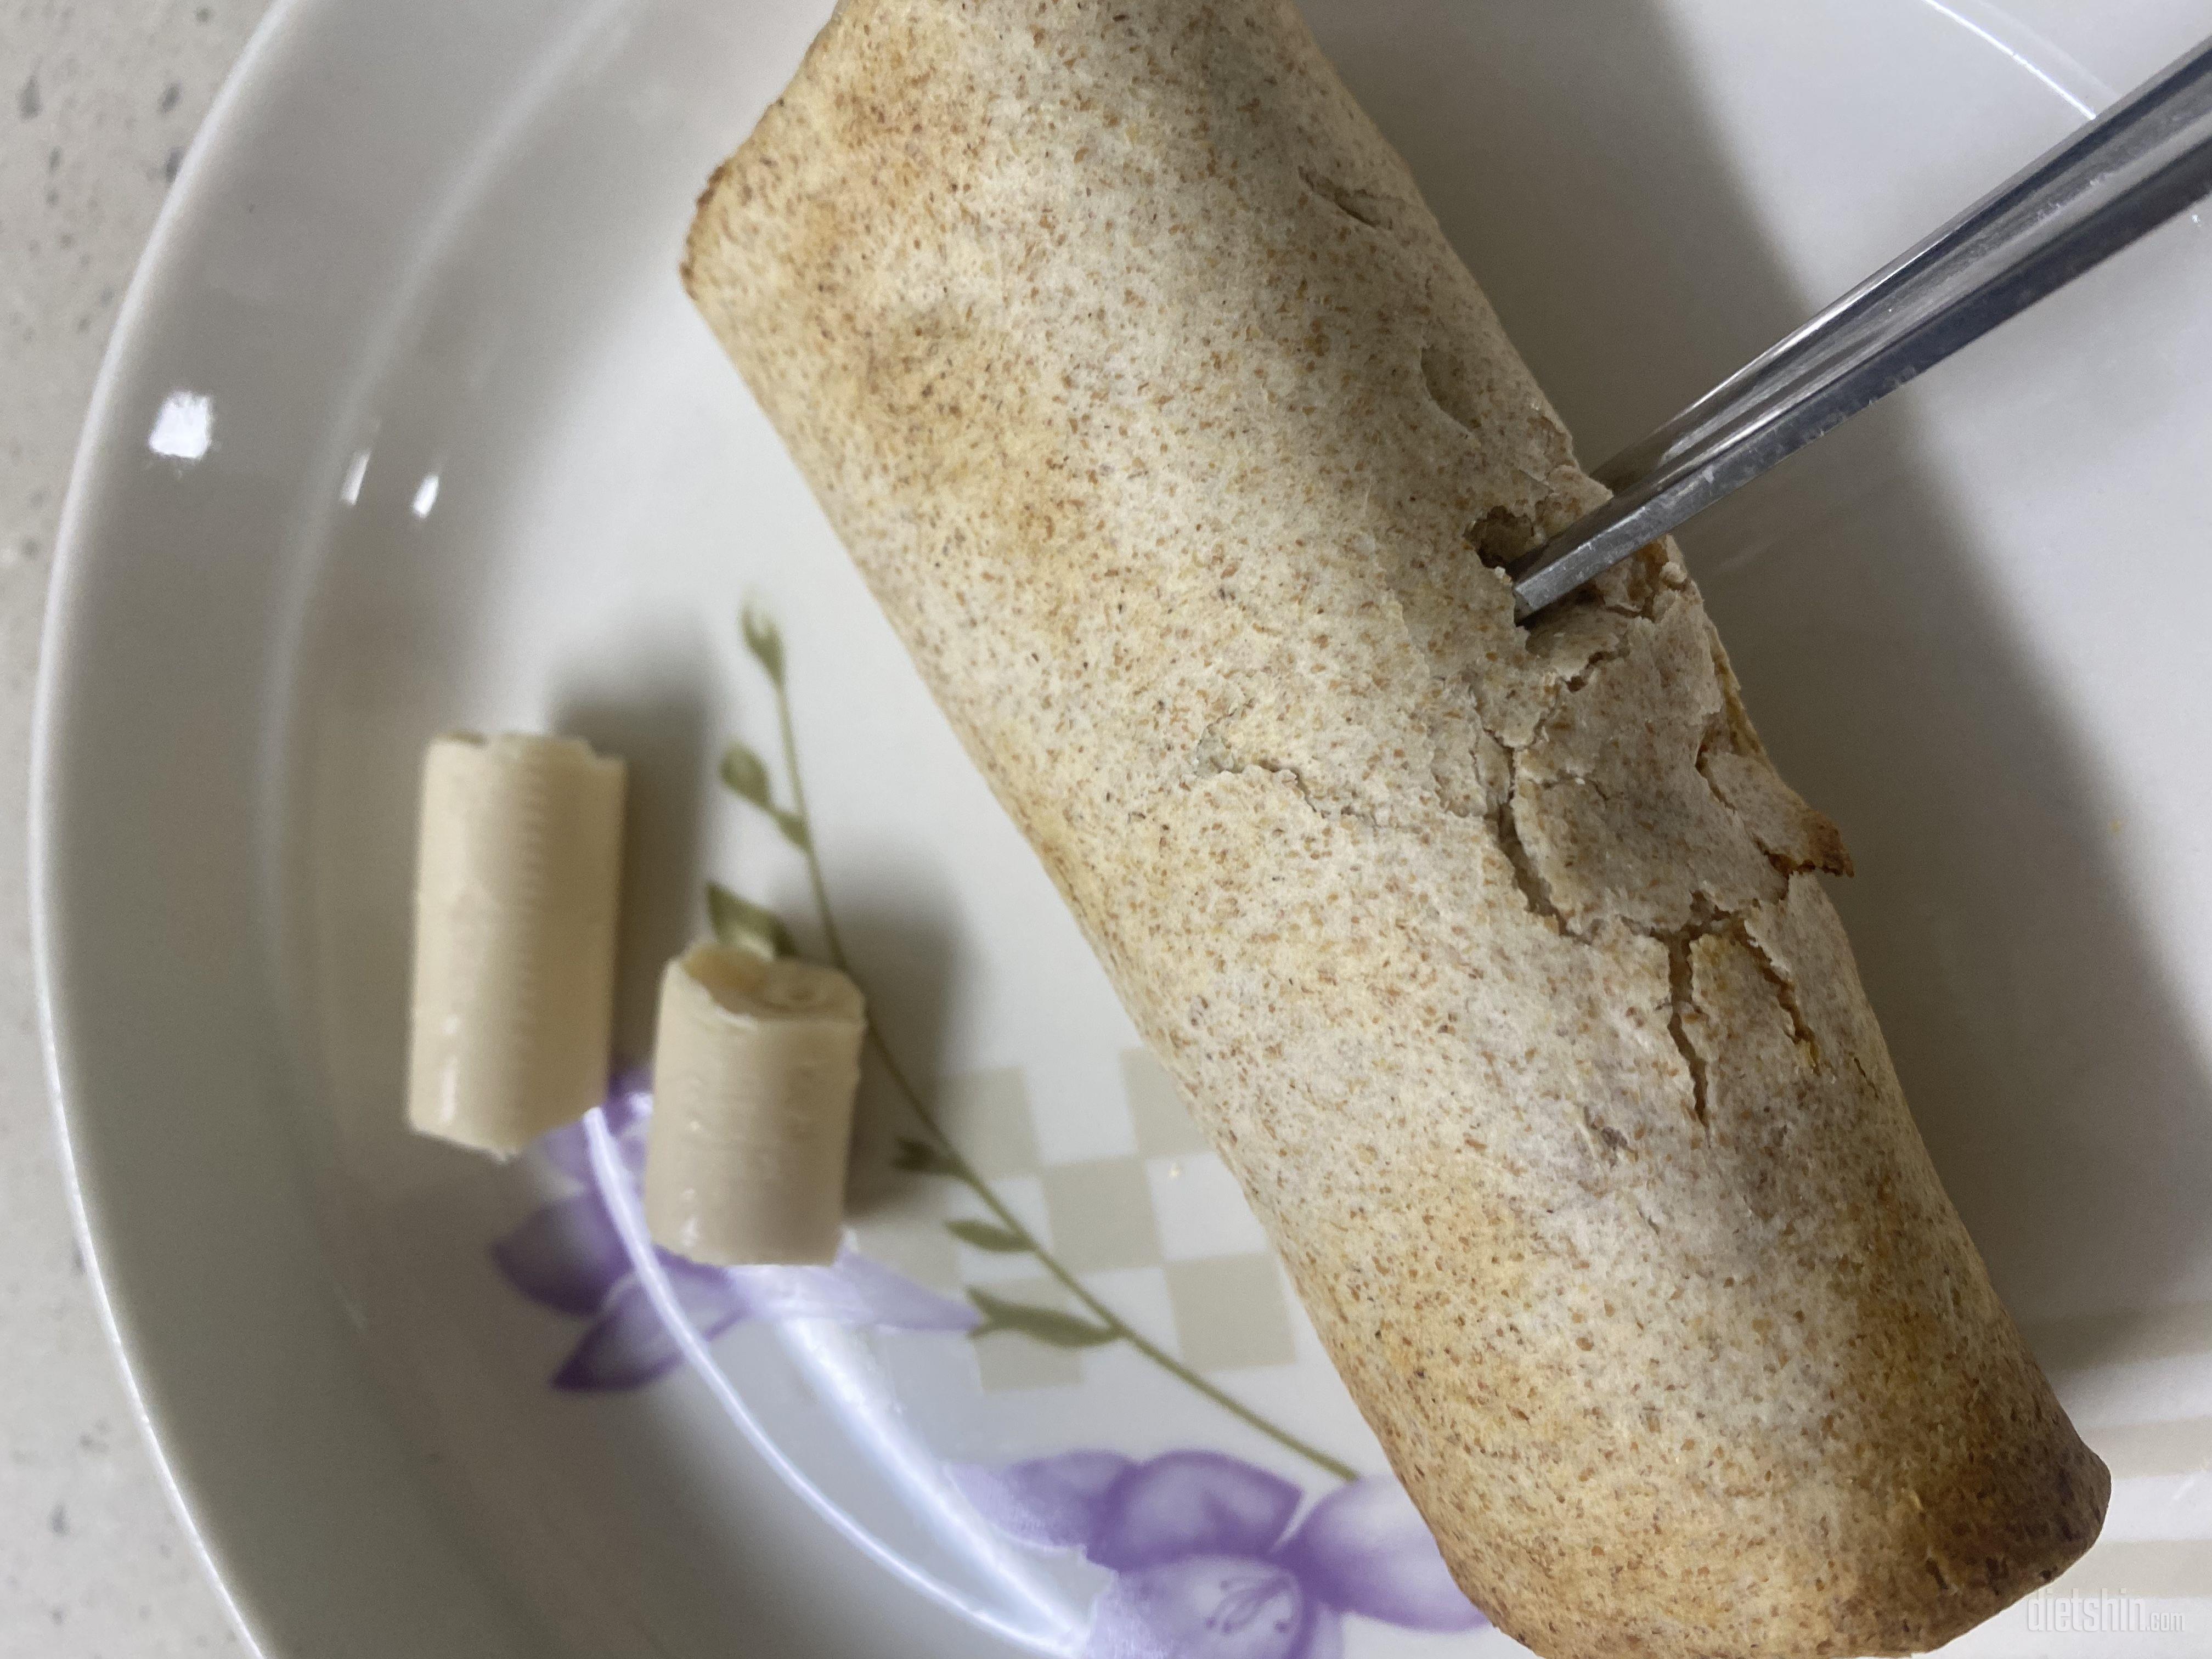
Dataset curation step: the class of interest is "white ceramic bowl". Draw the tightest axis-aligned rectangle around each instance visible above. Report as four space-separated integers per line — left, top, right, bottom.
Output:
36 1 2212 1654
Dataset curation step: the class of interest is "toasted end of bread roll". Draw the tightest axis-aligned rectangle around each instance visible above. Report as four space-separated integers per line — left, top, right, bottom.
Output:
406 732 625 1155
642 945 866 1266
681 2 2106 1652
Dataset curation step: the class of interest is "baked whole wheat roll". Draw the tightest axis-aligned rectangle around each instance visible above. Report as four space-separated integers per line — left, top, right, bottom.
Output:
683 2 2107 1652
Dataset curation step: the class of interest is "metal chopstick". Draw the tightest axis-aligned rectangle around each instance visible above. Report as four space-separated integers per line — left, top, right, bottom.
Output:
1508 32 2212 621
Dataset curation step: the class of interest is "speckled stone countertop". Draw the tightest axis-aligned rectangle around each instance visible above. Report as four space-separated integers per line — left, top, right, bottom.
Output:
3 4 269 1652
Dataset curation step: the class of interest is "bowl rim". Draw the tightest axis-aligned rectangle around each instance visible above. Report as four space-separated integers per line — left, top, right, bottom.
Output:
31 5 315 1652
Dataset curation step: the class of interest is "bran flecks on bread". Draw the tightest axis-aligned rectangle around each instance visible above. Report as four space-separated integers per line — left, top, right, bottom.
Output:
682 3 2107 1652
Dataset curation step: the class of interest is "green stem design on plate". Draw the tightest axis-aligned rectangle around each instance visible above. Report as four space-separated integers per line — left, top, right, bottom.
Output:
719 605 1356 1486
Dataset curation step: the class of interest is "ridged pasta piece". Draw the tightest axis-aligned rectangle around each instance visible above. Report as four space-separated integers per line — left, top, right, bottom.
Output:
407 733 624 1155
643 944 865 1266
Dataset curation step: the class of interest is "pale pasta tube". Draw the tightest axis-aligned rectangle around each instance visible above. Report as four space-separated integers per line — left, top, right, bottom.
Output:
406 732 625 1155
642 944 866 1266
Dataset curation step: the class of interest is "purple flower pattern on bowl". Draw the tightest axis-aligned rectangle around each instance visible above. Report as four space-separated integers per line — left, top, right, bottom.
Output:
490 1071 976 1390
954 1450 1485 1658
484 618 1487 1654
